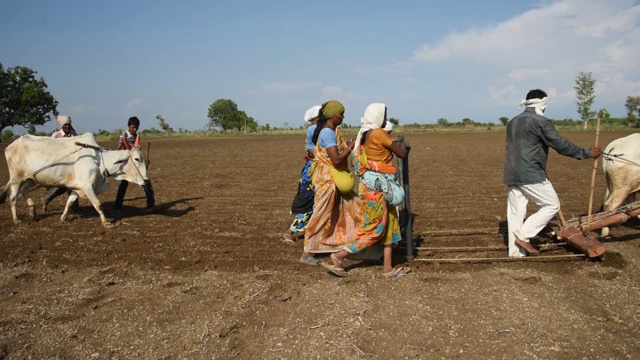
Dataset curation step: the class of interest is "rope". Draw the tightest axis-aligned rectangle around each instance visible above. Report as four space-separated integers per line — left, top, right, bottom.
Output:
603 151 640 167
1 144 95 192
2 148 82 191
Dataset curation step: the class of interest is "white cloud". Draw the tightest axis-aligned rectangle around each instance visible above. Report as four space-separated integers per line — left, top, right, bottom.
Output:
69 106 83 115
125 98 143 110
321 86 365 101
508 68 550 81
403 77 421 85
406 0 640 112
353 61 411 75
261 81 319 96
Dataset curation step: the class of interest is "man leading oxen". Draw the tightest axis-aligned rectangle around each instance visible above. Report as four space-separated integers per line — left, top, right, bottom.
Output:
0 132 149 227
601 133 640 237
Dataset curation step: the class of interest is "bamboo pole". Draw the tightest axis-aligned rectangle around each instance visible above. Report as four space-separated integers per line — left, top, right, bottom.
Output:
415 254 585 263
416 243 567 252
557 208 567 227
586 112 602 229
419 228 499 237
417 245 507 251
146 142 151 168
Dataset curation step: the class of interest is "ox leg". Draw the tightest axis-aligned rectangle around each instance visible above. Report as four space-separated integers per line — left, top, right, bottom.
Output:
18 181 38 220
60 191 80 222
8 184 21 224
81 187 112 228
601 188 630 237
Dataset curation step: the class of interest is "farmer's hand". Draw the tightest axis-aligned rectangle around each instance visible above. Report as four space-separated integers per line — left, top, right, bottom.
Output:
591 146 602 158
346 139 355 151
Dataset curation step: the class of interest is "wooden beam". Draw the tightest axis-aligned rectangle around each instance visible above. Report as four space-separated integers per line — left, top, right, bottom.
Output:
414 254 586 263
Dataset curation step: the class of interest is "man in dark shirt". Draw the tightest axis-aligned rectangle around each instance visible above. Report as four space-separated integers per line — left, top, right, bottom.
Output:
504 89 602 257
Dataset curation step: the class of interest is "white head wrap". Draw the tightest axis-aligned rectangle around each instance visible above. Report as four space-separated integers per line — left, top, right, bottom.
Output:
383 121 393 133
57 115 71 126
352 103 386 154
519 97 547 116
303 105 321 123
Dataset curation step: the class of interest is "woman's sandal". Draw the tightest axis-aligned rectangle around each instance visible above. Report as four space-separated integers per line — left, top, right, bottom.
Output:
383 266 411 278
321 262 347 277
330 253 344 268
281 232 295 246
298 255 319 266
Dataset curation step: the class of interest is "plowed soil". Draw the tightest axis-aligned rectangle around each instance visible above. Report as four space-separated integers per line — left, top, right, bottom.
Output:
1 130 639 359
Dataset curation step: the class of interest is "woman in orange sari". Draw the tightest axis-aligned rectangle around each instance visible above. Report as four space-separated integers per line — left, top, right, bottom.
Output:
321 103 410 277
299 100 362 265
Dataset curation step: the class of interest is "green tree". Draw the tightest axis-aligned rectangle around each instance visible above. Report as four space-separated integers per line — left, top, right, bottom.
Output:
460 118 474 126
436 118 449 126
2 129 15 140
574 71 596 129
156 114 174 134
0 63 58 139
207 99 252 131
624 96 640 126
388 117 399 126
499 116 509 126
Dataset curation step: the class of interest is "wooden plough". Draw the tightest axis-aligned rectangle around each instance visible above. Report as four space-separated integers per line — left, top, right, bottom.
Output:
402 202 640 263
551 200 640 258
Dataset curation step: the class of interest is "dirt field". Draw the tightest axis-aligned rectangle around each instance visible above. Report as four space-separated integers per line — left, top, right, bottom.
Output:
0 130 639 359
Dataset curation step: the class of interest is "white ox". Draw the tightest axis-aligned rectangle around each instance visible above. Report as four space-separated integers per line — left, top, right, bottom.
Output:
0 133 149 227
601 133 640 237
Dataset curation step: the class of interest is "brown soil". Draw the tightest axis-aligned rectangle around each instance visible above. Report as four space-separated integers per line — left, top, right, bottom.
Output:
1 130 639 359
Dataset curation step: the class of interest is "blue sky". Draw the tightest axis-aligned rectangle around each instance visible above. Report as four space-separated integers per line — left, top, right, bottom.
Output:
1 0 639 134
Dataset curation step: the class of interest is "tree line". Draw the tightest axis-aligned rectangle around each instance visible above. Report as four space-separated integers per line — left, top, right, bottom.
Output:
2 63 640 141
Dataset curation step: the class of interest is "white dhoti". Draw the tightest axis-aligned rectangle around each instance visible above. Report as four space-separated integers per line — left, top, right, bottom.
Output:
507 180 560 257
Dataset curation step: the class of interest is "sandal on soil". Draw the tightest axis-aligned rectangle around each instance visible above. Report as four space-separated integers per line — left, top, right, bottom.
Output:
383 266 411 278
281 233 295 245
321 261 347 277
515 238 540 255
330 253 344 268
298 255 319 266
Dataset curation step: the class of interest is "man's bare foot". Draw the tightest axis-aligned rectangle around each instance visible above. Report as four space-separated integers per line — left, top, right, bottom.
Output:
515 238 540 254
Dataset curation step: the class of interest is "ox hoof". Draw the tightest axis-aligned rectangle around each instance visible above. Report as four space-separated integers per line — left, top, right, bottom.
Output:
102 222 115 228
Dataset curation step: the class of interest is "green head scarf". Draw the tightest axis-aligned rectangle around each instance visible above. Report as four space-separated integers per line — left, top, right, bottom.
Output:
321 100 345 119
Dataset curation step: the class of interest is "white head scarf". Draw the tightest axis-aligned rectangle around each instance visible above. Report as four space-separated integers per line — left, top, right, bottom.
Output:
352 103 386 154
383 121 393 133
519 97 547 116
303 105 321 123
57 115 71 126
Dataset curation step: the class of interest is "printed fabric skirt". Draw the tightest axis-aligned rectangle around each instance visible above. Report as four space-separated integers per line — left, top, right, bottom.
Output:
289 159 314 232
304 161 362 253
343 181 402 254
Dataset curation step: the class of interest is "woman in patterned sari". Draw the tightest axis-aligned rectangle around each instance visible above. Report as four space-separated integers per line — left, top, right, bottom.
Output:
299 100 362 265
282 105 321 245
321 103 410 278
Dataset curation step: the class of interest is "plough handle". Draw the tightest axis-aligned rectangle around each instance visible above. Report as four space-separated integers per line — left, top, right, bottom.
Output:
75 142 101 151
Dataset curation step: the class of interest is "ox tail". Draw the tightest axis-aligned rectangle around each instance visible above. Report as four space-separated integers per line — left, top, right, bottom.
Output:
0 185 8 205
600 158 612 213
